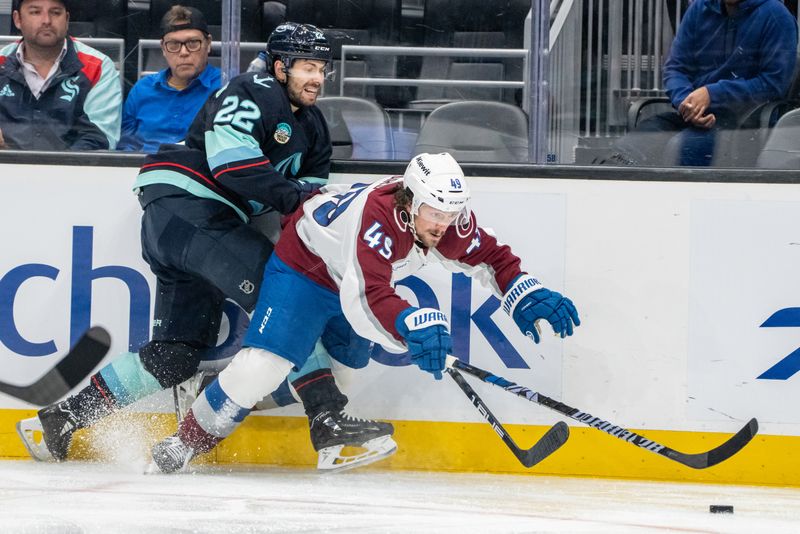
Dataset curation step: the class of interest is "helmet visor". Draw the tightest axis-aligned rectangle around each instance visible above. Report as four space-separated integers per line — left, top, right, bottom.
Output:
416 203 465 226
285 61 336 81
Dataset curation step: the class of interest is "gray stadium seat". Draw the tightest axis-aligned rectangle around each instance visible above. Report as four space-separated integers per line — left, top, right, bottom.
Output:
413 101 528 162
317 97 394 160
756 108 800 168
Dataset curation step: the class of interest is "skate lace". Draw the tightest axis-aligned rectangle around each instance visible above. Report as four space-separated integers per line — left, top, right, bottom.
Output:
162 437 192 463
338 411 375 424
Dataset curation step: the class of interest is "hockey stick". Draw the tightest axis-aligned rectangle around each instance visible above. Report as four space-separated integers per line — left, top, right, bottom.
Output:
446 356 758 469
0 326 111 405
447 367 569 468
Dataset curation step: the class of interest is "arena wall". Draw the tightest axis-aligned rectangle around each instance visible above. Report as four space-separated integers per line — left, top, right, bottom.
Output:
1 161 798 486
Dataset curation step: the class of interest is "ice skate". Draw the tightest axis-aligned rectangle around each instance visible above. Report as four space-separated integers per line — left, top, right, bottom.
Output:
310 410 397 472
150 435 196 474
16 403 80 462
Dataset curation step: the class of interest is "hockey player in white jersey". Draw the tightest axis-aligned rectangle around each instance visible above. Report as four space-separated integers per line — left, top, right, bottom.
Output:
150 152 581 473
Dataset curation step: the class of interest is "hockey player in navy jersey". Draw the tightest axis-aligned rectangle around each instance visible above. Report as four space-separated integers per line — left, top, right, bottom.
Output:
17 22 394 471
150 152 581 473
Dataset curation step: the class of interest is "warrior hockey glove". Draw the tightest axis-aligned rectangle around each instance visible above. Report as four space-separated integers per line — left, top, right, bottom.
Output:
396 307 452 380
502 274 580 343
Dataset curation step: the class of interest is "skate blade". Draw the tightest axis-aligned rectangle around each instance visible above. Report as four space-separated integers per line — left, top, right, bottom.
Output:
317 435 398 473
15 417 55 462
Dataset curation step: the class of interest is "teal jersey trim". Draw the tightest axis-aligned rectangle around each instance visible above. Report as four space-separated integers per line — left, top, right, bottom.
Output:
205 124 264 170
133 169 249 222
98 351 163 408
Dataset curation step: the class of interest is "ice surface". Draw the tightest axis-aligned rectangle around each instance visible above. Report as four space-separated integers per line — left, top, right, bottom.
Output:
1 459 798 533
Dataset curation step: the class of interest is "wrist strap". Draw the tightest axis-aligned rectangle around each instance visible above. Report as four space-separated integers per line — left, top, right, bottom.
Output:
501 275 543 316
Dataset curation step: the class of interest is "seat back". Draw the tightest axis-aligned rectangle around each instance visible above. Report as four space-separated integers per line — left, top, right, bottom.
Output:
317 96 394 159
413 101 528 162
756 108 800 168
286 0 402 105
411 0 528 107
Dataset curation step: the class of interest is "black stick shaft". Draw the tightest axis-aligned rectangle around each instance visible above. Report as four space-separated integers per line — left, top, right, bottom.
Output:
449 357 757 469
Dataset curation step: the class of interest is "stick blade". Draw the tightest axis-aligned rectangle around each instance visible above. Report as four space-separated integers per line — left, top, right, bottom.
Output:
665 418 759 469
0 326 111 405
519 421 570 468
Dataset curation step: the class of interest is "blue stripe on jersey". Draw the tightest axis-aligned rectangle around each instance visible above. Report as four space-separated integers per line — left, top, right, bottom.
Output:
133 169 249 222
205 125 264 170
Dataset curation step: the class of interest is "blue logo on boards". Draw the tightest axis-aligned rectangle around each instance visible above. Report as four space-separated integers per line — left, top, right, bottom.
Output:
757 307 800 380
0 227 527 370
0 226 150 355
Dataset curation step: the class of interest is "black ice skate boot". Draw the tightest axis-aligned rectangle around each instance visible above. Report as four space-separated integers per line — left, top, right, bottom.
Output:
17 374 117 462
17 402 81 462
150 435 196 474
294 370 397 471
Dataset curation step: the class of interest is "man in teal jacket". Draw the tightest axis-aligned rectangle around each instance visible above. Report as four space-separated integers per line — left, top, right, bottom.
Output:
0 0 121 150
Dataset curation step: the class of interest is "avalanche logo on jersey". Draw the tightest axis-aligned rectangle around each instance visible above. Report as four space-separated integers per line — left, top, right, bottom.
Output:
59 77 80 102
274 122 292 144
0 84 15 97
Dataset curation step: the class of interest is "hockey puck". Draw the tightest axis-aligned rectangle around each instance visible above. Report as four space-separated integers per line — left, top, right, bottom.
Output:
709 505 734 514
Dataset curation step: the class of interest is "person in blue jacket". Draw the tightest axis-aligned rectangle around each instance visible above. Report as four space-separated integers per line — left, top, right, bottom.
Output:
608 0 797 166
118 5 221 153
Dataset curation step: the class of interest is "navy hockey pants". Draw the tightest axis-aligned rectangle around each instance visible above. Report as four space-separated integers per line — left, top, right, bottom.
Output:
139 189 273 349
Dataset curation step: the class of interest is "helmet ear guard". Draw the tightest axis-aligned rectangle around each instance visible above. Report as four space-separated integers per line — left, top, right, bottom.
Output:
402 153 471 225
266 22 332 75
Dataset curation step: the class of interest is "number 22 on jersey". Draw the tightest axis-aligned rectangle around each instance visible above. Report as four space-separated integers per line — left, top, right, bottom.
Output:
213 95 261 133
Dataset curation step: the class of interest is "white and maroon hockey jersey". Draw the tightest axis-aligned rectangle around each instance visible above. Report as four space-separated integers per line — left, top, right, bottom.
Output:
275 176 524 352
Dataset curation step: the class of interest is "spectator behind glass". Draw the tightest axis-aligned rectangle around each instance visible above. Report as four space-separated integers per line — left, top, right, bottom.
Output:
600 0 797 167
118 6 221 153
0 0 122 150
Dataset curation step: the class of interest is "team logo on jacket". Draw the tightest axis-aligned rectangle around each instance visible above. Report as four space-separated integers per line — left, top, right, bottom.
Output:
59 77 80 102
274 122 292 144
239 279 255 294
0 84 15 97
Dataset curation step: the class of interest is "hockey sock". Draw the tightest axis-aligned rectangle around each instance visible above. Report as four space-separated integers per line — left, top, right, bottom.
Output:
292 369 348 417
179 347 292 452
97 351 164 407
179 379 250 453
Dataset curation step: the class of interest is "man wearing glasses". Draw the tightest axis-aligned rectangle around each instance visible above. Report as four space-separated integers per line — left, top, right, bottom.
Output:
118 5 220 152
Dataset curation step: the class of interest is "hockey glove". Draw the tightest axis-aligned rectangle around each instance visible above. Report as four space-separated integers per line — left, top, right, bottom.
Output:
396 307 452 380
293 179 324 210
502 274 580 343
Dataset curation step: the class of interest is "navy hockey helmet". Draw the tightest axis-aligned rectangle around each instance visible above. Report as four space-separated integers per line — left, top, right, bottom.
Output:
266 22 332 75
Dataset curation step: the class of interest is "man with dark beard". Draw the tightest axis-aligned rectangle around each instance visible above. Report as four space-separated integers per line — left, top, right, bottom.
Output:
0 0 121 150
18 23 396 473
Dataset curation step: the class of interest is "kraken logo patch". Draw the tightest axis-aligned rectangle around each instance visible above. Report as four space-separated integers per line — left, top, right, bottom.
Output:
239 280 255 294
274 122 292 144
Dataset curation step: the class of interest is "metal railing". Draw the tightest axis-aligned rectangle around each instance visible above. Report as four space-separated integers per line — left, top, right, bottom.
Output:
136 39 266 79
548 0 582 163
0 36 124 89
338 44 528 97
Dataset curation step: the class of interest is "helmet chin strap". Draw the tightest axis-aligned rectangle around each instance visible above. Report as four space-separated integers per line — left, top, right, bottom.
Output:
406 206 426 247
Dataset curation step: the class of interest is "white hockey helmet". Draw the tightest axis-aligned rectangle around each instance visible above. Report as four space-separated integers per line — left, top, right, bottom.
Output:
403 152 470 225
